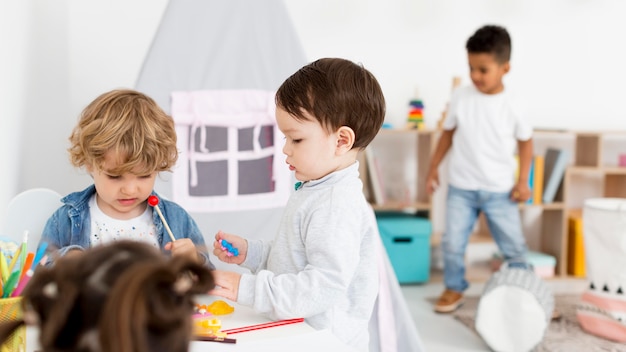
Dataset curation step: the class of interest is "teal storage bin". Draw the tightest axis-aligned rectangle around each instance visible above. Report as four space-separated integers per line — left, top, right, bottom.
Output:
376 213 432 284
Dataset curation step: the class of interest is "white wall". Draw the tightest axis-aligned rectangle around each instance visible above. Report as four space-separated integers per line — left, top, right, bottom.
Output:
2 0 625 229
287 0 626 131
0 0 169 229
0 0 34 228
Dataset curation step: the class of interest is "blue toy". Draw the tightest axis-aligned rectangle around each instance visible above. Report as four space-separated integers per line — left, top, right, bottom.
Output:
220 239 239 257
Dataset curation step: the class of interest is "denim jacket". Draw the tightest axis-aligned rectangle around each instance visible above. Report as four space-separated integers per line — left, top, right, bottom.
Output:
40 185 214 268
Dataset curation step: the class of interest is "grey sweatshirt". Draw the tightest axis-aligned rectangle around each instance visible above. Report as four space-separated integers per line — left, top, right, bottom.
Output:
238 161 379 351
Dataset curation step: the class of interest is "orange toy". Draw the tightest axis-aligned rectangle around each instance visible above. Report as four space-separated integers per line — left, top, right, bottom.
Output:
196 300 234 316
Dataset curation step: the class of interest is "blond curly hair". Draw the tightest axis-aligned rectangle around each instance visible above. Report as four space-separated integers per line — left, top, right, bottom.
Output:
68 89 178 175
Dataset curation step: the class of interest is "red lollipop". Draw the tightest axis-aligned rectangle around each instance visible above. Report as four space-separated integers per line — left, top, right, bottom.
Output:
148 195 159 207
148 195 176 242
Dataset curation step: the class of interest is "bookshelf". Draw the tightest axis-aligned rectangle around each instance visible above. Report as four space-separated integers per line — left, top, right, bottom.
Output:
560 132 626 213
562 131 626 277
361 128 626 279
360 128 437 213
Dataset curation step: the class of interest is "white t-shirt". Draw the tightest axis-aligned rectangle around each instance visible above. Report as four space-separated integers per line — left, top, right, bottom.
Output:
443 85 533 192
89 195 159 248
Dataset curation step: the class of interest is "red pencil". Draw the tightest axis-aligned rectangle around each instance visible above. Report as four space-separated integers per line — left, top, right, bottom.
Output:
221 318 305 335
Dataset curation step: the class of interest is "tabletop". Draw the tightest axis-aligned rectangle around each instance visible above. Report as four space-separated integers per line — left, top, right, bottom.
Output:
25 295 356 352
190 295 357 351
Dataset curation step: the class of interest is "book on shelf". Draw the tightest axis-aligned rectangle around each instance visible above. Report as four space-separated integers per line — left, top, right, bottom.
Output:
526 157 534 204
364 148 386 205
567 210 586 277
532 155 545 205
542 148 570 204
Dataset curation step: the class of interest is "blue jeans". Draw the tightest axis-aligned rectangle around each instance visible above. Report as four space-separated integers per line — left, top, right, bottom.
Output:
443 185 528 292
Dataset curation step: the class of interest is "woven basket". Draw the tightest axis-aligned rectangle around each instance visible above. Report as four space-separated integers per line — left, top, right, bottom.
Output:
0 297 25 352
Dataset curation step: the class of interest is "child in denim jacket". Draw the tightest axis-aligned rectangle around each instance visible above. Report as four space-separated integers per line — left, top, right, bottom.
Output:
40 89 213 267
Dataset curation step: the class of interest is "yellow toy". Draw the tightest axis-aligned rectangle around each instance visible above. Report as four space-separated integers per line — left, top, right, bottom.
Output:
193 300 234 339
194 317 227 337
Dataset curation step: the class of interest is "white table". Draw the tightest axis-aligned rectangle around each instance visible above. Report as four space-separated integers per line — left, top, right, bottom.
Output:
190 295 357 351
26 295 356 352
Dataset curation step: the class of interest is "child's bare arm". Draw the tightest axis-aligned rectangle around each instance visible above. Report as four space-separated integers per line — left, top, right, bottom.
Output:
426 129 455 194
511 138 533 201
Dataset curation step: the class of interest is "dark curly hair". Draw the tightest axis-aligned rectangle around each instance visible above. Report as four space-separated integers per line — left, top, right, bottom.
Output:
466 25 511 64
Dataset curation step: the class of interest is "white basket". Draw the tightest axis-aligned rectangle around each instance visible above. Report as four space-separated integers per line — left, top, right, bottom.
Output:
475 263 554 352
576 198 626 342
582 198 626 292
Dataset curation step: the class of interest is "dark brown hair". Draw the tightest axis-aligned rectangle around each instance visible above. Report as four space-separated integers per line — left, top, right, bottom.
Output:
275 58 386 149
0 241 214 352
466 25 512 64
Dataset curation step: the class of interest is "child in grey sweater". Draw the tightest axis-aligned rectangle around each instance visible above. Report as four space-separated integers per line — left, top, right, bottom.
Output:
210 58 386 351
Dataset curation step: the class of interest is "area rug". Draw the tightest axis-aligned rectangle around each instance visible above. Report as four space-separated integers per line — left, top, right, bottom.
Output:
453 294 625 351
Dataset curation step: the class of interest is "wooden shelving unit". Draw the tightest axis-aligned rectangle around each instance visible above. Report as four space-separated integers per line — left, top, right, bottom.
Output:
362 128 626 279
561 131 626 275
360 128 437 213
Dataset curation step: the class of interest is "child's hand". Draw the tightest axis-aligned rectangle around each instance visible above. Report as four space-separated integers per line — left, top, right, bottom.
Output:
165 238 200 263
510 182 531 202
208 270 241 301
213 230 247 264
426 170 440 195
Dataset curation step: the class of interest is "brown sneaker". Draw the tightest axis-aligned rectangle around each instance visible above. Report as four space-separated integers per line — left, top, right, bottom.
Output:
434 289 464 313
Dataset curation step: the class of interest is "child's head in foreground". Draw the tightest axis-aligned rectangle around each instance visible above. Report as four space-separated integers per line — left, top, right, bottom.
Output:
274 57 385 182
0 240 215 352
68 89 178 218
465 25 511 95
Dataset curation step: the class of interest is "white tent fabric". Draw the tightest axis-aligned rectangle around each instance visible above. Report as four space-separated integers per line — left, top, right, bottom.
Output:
136 0 306 115
135 0 305 261
135 1 424 350
170 90 291 213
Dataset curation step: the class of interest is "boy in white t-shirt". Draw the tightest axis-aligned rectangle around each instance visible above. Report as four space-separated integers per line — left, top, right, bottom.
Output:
426 25 533 313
